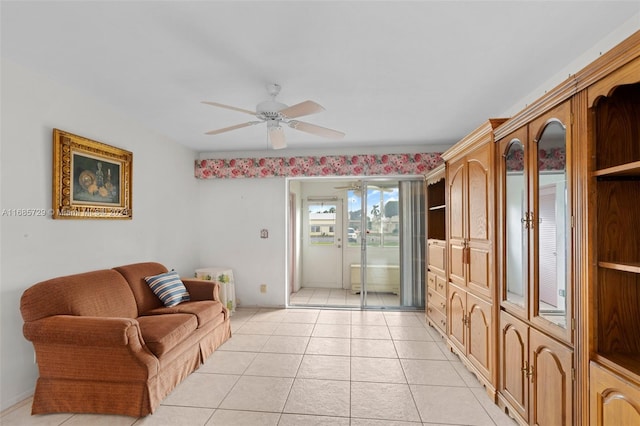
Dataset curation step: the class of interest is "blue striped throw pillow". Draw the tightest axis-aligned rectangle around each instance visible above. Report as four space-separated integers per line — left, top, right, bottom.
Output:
144 270 190 307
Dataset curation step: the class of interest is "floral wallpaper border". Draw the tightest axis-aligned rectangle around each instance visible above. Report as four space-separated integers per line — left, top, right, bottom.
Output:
505 147 566 172
195 153 443 179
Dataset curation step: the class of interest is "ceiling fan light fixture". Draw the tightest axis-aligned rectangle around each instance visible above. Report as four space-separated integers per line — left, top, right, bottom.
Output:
266 119 280 129
268 124 286 150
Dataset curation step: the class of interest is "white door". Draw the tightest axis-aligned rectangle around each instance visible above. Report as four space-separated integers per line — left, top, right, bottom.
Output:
302 199 343 288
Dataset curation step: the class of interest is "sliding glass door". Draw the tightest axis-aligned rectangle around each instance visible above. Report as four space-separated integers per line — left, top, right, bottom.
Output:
289 177 424 310
359 179 425 309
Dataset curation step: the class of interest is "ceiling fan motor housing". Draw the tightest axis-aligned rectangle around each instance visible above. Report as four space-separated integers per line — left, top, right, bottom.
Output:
256 99 288 120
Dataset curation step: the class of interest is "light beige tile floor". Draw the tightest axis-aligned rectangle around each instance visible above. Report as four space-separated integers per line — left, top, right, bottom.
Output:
289 288 399 308
1 307 516 426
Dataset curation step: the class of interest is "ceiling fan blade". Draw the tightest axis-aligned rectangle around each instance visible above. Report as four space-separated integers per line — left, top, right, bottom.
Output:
288 120 345 139
269 125 287 149
334 184 361 190
201 101 256 116
205 121 260 135
279 100 325 119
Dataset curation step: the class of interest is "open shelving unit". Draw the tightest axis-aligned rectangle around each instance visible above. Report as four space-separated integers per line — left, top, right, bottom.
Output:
426 166 446 241
425 163 447 337
592 81 640 387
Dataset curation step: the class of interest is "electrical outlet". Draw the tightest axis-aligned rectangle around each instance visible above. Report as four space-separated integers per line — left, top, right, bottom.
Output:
260 284 267 293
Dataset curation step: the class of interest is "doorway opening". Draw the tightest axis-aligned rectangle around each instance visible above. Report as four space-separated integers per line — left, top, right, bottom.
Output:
287 177 425 310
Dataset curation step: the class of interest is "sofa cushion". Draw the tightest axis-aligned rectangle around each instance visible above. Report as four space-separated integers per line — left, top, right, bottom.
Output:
114 262 169 314
143 300 223 328
144 270 190 307
21 269 138 322
136 313 197 357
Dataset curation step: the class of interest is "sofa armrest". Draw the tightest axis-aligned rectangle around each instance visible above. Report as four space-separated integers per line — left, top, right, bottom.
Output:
23 315 158 381
24 315 144 346
182 278 221 302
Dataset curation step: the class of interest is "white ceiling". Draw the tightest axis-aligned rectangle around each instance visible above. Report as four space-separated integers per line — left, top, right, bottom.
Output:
2 1 638 153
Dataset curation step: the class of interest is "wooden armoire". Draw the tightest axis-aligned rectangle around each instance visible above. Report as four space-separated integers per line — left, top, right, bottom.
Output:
442 119 506 399
426 30 640 425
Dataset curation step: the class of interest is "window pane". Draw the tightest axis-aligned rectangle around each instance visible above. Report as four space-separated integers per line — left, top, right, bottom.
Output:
505 139 526 309
383 187 399 247
366 184 399 247
308 203 336 245
347 191 362 246
536 121 568 329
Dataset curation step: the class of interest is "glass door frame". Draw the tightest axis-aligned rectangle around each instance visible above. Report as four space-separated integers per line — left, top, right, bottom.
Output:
529 104 573 344
286 175 425 311
497 101 573 345
498 126 530 321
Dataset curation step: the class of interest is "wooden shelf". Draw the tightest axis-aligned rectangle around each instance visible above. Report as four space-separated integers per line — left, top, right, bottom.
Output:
593 353 640 384
593 160 640 177
427 238 446 245
598 261 640 274
426 170 446 241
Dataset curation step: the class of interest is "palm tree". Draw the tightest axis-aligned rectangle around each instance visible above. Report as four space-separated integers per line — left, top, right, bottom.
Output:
371 204 380 218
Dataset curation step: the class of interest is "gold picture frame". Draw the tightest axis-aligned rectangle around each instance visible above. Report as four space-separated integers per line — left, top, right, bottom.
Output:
52 129 132 219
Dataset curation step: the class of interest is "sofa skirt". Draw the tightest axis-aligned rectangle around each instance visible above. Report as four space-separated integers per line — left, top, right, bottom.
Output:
30 317 231 417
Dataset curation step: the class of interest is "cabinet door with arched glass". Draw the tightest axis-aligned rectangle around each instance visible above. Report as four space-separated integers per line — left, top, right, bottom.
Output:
499 126 529 320
529 101 573 343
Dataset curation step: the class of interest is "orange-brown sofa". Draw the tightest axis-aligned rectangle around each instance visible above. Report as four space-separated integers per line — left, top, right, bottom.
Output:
19 262 232 417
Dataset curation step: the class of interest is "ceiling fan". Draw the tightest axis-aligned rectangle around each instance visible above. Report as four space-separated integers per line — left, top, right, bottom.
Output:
334 182 395 192
202 84 345 150
334 182 362 191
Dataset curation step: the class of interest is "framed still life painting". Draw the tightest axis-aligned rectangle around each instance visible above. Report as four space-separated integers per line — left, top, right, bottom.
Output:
52 129 132 219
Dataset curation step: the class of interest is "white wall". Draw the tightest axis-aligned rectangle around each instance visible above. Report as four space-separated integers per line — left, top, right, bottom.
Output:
197 177 288 307
0 60 201 410
500 12 640 118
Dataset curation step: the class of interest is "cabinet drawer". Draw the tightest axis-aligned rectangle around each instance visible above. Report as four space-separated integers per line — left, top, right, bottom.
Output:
427 272 437 291
427 303 447 332
427 288 447 316
428 240 446 272
436 275 447 297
